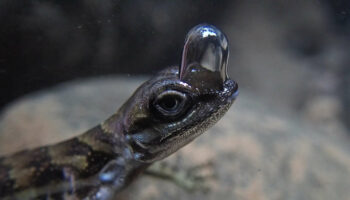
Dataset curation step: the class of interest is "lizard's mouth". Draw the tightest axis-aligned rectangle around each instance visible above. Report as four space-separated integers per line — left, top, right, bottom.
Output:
228 83 239 101
222 78 239 102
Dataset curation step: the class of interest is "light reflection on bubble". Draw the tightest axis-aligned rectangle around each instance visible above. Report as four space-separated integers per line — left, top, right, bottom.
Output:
179 24 229 91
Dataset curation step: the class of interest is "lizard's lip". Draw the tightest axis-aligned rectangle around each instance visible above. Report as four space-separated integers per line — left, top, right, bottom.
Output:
229 89 239 100
223 79 238 101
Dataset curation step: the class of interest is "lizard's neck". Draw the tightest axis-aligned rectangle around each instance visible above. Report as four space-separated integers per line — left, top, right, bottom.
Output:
0 112 148 199
76 112 150 195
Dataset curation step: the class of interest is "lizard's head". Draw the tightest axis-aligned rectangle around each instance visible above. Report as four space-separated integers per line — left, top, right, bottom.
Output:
119 24 238 162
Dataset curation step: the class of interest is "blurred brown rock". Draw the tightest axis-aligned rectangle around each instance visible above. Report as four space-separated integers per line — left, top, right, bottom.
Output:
1 76 349 200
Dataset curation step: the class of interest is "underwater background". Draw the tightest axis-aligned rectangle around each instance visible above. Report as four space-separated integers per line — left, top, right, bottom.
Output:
0 1 349 199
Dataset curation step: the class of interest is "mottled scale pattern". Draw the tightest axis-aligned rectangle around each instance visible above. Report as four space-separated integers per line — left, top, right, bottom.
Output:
0 125 119 199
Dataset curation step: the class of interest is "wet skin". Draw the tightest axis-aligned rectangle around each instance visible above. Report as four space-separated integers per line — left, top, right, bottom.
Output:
0 24 238 200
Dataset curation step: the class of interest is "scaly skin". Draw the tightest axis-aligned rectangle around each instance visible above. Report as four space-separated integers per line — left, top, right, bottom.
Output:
0 24 238 200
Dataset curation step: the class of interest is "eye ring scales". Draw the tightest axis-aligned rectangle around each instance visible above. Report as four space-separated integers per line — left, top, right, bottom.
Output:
152 90 190 119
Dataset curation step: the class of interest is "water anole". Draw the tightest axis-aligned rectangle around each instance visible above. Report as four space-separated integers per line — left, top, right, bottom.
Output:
0 24 238 200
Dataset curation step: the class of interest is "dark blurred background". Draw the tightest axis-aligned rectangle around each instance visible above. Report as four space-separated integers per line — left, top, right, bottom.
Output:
0 0 230 107
0 0 349 131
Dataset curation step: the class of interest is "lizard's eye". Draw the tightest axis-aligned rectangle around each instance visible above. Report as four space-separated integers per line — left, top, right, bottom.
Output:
152 90 191 119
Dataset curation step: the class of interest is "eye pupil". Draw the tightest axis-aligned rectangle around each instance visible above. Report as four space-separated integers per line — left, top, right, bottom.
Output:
160 96 178 111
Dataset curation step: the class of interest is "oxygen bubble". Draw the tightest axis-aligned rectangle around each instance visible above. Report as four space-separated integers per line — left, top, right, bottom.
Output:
179 24 229 90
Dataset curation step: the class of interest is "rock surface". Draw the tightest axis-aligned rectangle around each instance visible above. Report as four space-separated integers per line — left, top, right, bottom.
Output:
0 76 349 200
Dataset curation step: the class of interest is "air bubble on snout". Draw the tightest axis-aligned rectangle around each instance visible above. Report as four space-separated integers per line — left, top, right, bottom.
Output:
179 24 229 89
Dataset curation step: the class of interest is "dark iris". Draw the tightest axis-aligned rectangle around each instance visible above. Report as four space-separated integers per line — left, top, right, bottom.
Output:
159 96 179 111
152 90 190 119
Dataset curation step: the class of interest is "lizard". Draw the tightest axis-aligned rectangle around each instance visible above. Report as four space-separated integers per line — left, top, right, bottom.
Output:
0 24 238 200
